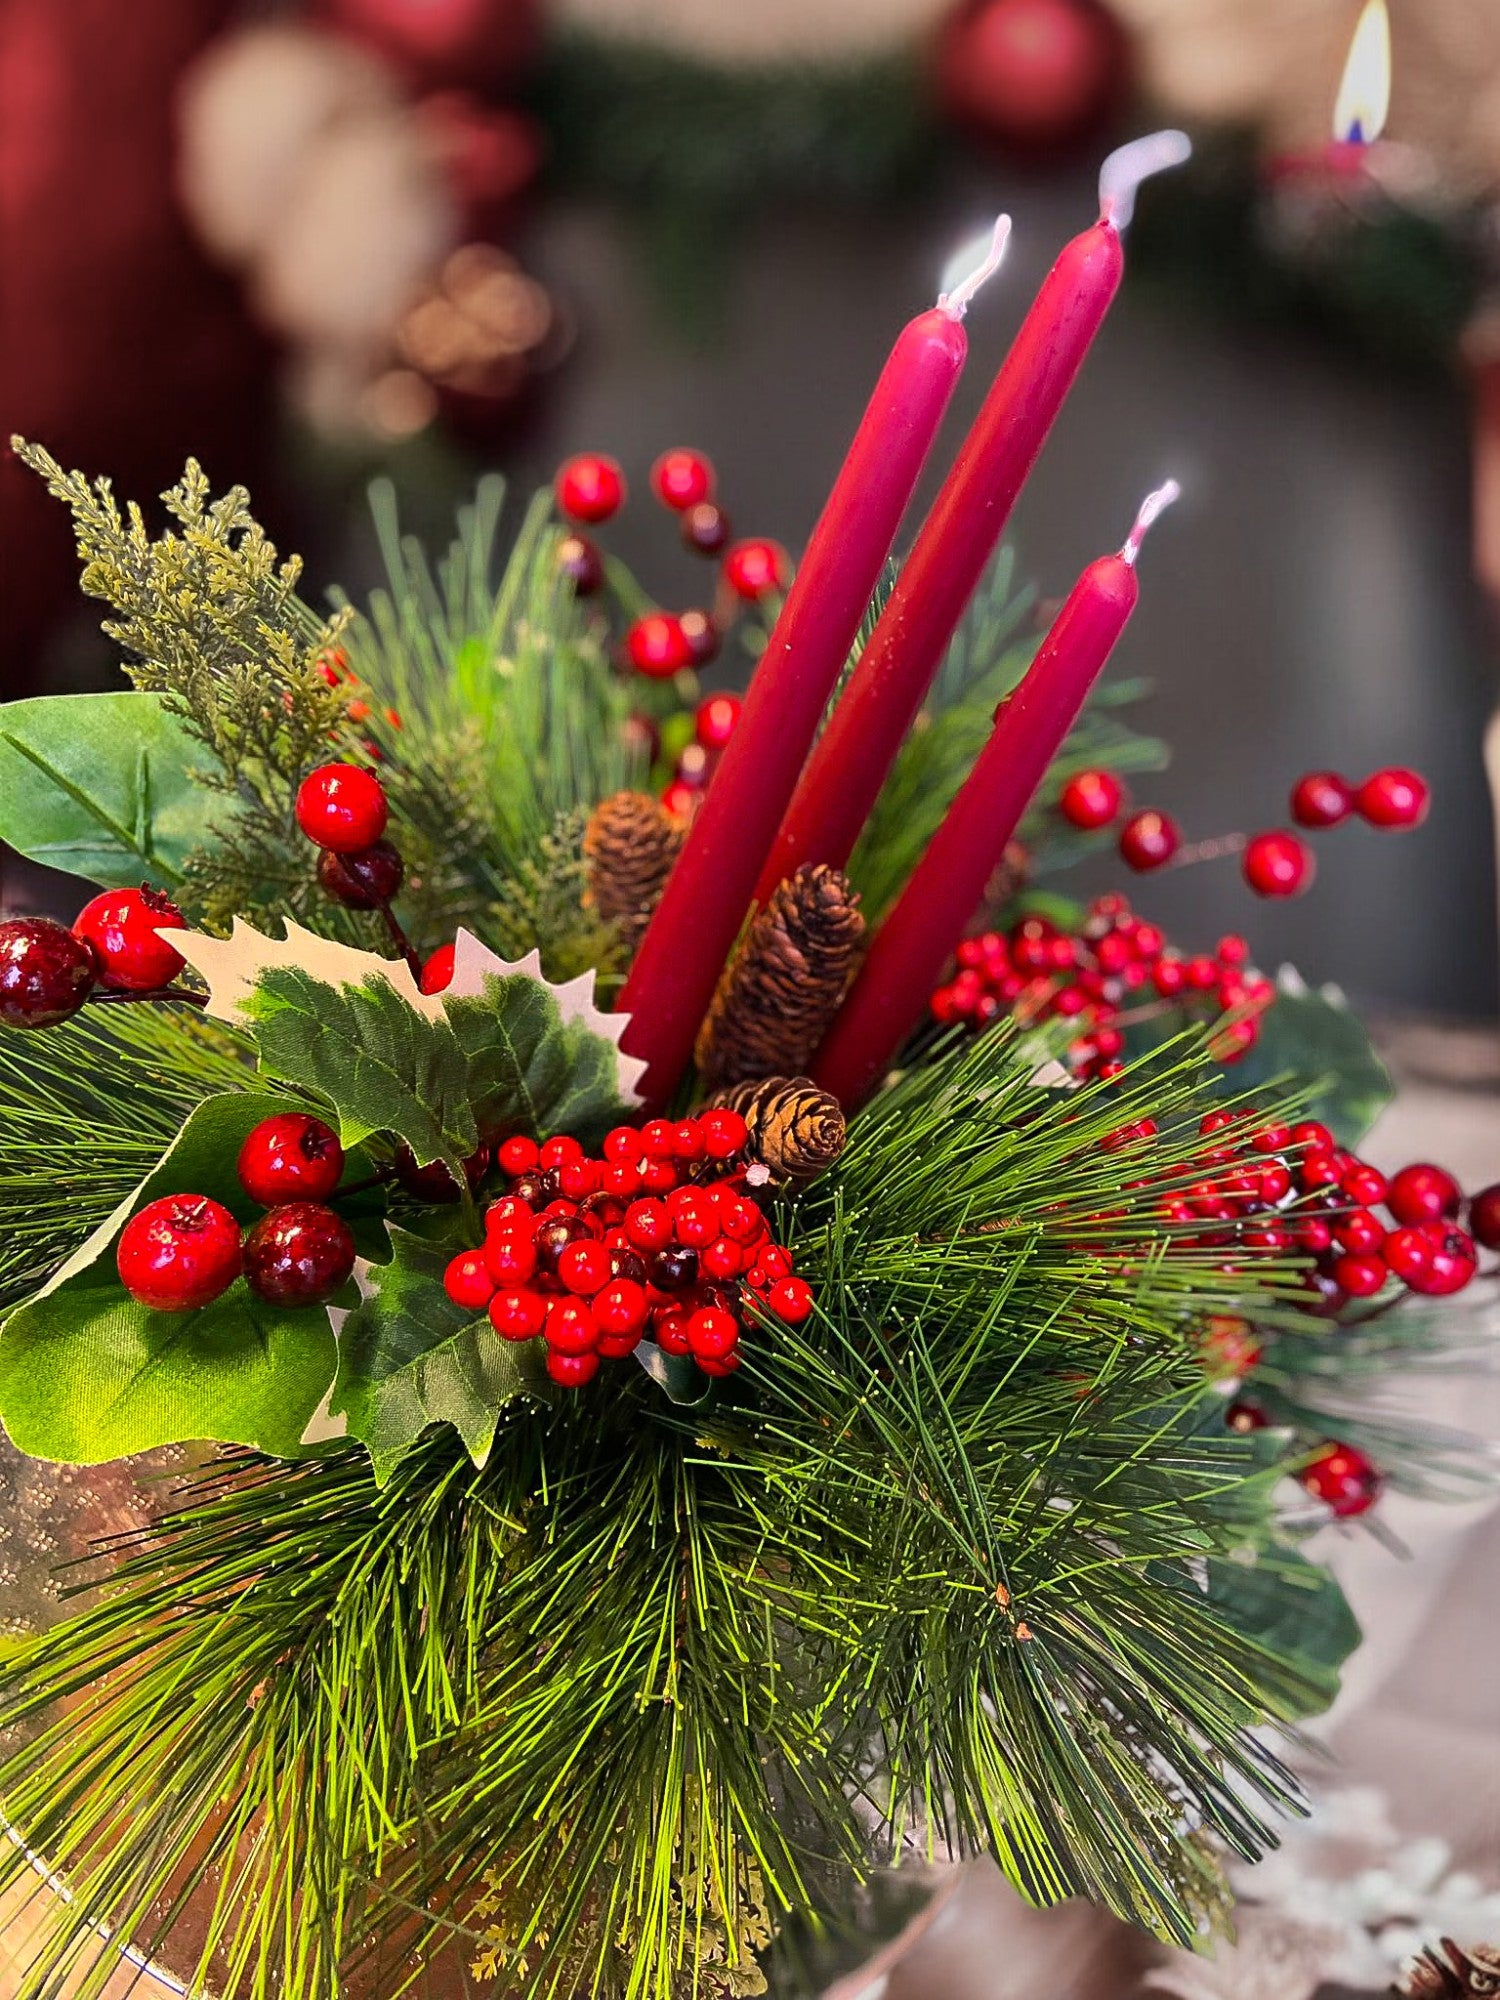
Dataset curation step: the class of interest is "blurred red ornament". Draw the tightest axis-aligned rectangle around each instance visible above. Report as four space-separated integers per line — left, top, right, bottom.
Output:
416 91 543 221
934 0 1132 160
317 0 539 90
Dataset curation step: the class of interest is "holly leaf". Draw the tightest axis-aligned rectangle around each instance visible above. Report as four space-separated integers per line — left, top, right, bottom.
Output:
334 1226 546 1482
1211 968 1392 1145
0 1092 381 1464
0 690 213 890
447 973 629 1152
1206 1541 1361 1720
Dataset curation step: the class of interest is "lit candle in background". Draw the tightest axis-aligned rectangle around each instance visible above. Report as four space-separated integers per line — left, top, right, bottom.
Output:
619 220 1012 1110
1265 0 1412 203
811 479 1180 1113
754 130 1191 908
1332 0 1392 152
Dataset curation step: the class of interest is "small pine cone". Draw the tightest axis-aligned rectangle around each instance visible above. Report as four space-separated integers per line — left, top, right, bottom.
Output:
695 864 864 1091
1399 1941 1500 1998
582 791 683 951
716 1075 847 1182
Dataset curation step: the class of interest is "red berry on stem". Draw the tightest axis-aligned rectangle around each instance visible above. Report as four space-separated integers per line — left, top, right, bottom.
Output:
722 539 789 600
686 1306 739 1362
420 943 456 994
295 764 389 853
243 1202 355 1308
625 613 693 679
498 1135 539 1176
0 917 97 1029
1119 810 1179 872
696 693 741 750
595 1279 648 1337
1382 1225 1435 1286
1387 1162 1461 1227
558 1239 612 1297
650 447 714 511
1469 1183 1500 1251
1333 1251 1386 1298
1242 830 1314 898
117 1195 243 1312
554 453 625 525
545 1298 599 1355
1407 1224 1477 1296
238 1113 344 1207
768 1275 814 1324
699 1107 748 1159
485 1232 538 1287
490 1287 547 1341
444 1251 495 1310
317 841 405 909
1058 769 1124 830
1300 1442 1382 1517
547 1348 600 1388
1290 771 1354 828
681 501 732 555
1355 767 1429 830
73 886 187 992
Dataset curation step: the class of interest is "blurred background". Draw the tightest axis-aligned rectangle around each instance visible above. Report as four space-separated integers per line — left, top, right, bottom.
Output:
2 0 1499 1026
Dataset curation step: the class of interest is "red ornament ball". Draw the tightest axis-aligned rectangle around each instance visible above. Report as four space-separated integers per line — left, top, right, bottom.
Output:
934 0 1132 160
1058 768 1124 829
243 1202 356 1308
1355 766 1429 829
1241 830 1314 898
625 613 693 679
722 539 790 600
117 1195 243 1313
554 452 625 525
1469 1182 1500 1252
1290 770 1353 828
650 448 715 511
238 1112 344 1207
1118 809 1179 872
0 916 97 1029
73 885 187 992
295 764 389 854
1299 1441 1382 1518
1386 1161 1462 1227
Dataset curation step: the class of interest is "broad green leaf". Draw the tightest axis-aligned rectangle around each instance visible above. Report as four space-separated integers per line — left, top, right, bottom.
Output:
0 1092 381 1464
1211 970 1392 1145
0 691 212 889
446 972 626 1150
334 1226 544 1481
634 1340 712 1407
1206 1541 1361 1719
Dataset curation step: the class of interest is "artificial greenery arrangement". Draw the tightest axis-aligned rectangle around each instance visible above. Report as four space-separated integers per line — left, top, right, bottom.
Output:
0 423 1494 2000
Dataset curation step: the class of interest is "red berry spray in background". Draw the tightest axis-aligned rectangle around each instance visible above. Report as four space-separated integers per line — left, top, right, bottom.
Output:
1355 767 1429 829
1298 1441 1382 1518
73 886 187 991
1290 771 1354 828
1058 769 1124 830
1118 809 1179 872
117 1195 243 1313
554 453 625 524
650 448 714 511
722 539 790 600
1241 830 1314 898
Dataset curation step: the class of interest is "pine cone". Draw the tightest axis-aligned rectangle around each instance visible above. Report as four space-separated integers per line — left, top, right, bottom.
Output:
716 1076 847 1182
1398 1941 1500 1998
582 792 683 952
695 864 864 1090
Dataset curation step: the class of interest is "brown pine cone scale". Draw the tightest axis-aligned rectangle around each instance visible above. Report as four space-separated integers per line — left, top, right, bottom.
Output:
582 791 683 952
1399 1940 1500 1998
714 1076 847 1183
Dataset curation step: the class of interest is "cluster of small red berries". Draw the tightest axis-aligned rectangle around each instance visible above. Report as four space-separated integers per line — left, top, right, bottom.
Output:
0 885 192 1031
315 643 402 757
294 761 408 914
930 894 1274 1074
1058 762 1429 902
658 691 744 823
440 1111 815 1389
115 1112 355 1315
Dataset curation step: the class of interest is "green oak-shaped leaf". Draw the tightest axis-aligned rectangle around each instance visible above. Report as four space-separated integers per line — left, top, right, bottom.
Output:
1206 1541 1361 1720
0 1092 381 1464
0 691 212 890
334 1226 545 1483
1211 970 1392 1146
446 973 626 1151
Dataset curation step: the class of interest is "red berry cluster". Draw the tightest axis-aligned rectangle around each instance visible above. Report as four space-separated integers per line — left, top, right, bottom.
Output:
930 894 1274 1075
1291 767 1429 831
0 886 192 1033
295 763 407 914
115 1112 354 1315
661 692 744 823
441 1111 815 1389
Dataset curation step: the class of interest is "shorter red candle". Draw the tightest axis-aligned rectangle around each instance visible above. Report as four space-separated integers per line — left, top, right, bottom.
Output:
812 479 1180 1110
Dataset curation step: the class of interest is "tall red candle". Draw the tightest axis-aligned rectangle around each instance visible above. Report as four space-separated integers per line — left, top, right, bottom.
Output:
812 480 1180 1111
619 223 1011 1109
755 131 1190 906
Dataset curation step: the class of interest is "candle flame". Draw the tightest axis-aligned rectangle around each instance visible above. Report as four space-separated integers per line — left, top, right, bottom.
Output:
1333 0 1391 144
1098 130 1192 230
1121 479 1181 566
937 216 1011 320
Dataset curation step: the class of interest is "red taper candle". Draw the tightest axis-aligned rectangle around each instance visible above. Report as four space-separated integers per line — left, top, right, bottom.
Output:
619 221 1012 1109
755 131 1191 906
811 479 1181 1111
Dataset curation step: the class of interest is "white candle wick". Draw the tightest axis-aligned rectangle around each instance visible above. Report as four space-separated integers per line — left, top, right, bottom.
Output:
937 215 1012 320
1098 130 1192 231
1120 478 1181 565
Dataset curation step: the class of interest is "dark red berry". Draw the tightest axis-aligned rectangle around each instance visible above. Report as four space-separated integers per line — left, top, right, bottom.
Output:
117 1194 242 1312
1290 771 1353 828
1058 769 1124 830
624 613 693 680
243 1202 355 1308
1225 1401 1268 1433
650 447 714 510
1387 1162 1461 1227
0 916 97 1029
73 885 187 992
237 1112 344 1207
678 609 721 667
554 453 625 524
394 1143 488 1204
317 840 405 909
1355 767 1429 829
295 763 389 853
1242 830 1313 898
1468 1183 1500 1252
1119 809 1179 872
722 538 789 600
420 943 456 994
556 531 604 595
651 1245 699 1291
533 1214 590 1275
681 501 732 555
1299 1442 1381 1517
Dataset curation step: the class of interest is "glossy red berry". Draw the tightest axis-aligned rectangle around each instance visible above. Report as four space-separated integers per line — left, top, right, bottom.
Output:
1226 1401 1268 1433
1118 810 1179 872
686 1306 739 1362
1241 830 1314 898
1332 1252 1386 1298
317 841 405 909
539 1135 583 1170
556 531 605 595
722 539 790 600
595 1279 648 1337
444 1250 495 1310
72 886 187 992
489 1287 547 1341
0 916 97 1028
243 1202 355 1308
624 1199 672 1251
117 1195 243 1312
238 1112 344 1207
1355 767 1429 830
485 1232 537 1287
1299 1442 1382 1517
1469 1183 1500 1252
1406 1223 1477 1296
1341 1162 1388 1207
768 1275 814 1324
682 501 732 555
1290 771 1354 828
558 1239 612 1297
1335 1208 1386 1256
1387 1162 1461 1227
625 613 693 679
420 943 456 994
1058 769 1124 830
547 1348 600 1388
650 447 714 511
699 1108 748 1159
545 1298 599 1355
295 763 389 853
498 1135 539 1176
554 453 625 525
1382 1225 1435 1286
653 1308 691 1356
696 693 741 750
